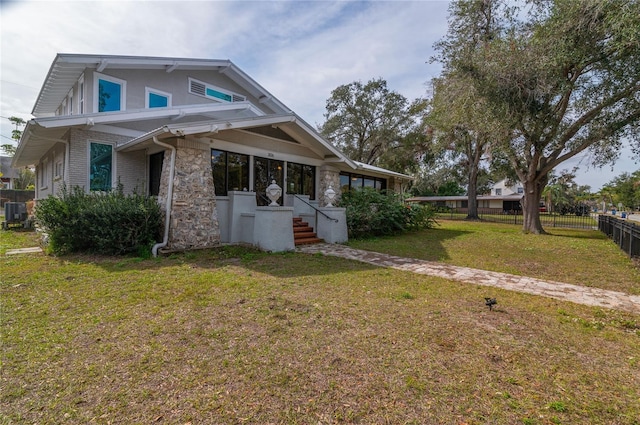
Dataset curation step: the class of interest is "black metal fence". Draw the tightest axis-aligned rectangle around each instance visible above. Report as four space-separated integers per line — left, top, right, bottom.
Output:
434 208 598 229
598 215 640 258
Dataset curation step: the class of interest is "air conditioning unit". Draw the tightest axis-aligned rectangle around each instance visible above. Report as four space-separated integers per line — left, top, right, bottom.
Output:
4 202 27 223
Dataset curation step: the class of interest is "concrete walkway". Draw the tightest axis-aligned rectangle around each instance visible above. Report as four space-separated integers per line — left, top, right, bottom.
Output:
5 247 43 255
297 243 640 315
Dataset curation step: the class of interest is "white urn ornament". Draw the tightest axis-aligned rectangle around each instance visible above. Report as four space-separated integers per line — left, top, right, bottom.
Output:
324 185 336 207
266 180 282 206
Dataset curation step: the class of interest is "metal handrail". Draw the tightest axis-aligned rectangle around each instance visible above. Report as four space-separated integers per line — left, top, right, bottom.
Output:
293 194 339 222
256 193 271 206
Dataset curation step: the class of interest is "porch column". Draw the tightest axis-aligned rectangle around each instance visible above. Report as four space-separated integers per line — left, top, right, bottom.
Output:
158 138 220 251
319 164 340 207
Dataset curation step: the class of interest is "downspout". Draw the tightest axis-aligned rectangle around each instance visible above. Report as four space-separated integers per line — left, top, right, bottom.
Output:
152 136 176 257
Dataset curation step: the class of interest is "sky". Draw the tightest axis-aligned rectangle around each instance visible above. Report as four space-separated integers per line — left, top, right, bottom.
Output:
0 0 637 191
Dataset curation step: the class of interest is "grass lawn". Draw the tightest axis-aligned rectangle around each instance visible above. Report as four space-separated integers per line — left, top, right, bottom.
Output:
348 219 640 295
1 225 639 424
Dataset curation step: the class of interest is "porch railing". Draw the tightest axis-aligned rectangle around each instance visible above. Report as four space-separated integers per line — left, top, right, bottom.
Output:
293 194 339 223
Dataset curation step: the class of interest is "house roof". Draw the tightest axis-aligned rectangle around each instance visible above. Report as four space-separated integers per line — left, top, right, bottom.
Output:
14 53 413 182
32 53 290 117
12 100 271 168
118 114 414 181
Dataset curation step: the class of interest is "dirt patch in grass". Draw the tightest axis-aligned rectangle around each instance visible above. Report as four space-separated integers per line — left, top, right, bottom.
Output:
2 246 639 424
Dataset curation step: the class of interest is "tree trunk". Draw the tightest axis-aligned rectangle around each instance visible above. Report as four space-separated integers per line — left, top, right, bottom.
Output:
521 178 546 234
466 162 480 220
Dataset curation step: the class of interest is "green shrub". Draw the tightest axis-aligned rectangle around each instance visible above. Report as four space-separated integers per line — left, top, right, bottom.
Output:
337 188 436 239
35 185 162 255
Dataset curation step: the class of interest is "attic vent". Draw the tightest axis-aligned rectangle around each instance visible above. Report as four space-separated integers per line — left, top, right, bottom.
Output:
190 80 206 96
188 77 246 103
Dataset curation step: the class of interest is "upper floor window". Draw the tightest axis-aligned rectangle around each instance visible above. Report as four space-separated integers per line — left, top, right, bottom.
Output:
145 87 171 109
78 76 85 114
517 187 524 194
94 72 126 112
495 188 502 196
67 89 74 116
189 78 246 103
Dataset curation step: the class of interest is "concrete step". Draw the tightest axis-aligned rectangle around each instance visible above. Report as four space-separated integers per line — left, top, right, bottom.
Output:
294 226 314 233
294 237 324 246
293 216 323 246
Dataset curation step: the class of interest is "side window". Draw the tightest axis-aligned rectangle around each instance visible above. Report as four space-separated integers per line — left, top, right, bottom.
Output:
146 87 171 108
94 72 126 112
339 172 386 192
40 160 49 188
55 161 64 179
78 77 84 114
67 89 74 116
89 142 113 191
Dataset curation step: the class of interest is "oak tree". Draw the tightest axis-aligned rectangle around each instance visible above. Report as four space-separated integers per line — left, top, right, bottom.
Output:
436 0 640 233
320 78 427 173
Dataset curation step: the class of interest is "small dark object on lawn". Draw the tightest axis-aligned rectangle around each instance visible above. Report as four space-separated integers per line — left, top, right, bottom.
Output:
485 297 497 311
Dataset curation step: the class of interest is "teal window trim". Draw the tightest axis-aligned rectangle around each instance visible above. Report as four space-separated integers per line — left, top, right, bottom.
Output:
93 72 126 113
145 87 172 108
189 77 245 103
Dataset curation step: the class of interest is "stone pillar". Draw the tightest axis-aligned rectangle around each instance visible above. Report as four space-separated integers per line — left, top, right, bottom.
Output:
388 176 406 193
157 138 220 251
319 164 341 207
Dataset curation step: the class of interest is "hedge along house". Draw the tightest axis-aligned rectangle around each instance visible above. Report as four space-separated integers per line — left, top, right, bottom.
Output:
12 54 412 253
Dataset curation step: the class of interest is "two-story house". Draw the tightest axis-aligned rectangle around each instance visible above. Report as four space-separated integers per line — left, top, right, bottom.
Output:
11 54 411 252
406 179 524 213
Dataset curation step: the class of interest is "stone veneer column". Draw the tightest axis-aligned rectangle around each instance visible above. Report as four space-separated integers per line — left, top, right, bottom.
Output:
318 164 341 207
157 138 220 251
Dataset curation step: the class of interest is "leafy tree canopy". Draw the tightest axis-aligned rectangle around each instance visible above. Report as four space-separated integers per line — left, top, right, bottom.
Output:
435 0 640 233
320 78 428 173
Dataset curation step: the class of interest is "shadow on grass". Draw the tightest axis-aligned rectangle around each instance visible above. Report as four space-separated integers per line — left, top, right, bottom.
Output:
346 227 472 262
55 244 379 279
32 225 473 278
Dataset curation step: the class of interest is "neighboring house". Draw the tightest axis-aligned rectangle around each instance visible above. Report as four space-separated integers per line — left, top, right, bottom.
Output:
12 54 411 252
490 179 524 197
1 156 19 189
406 180 524 213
